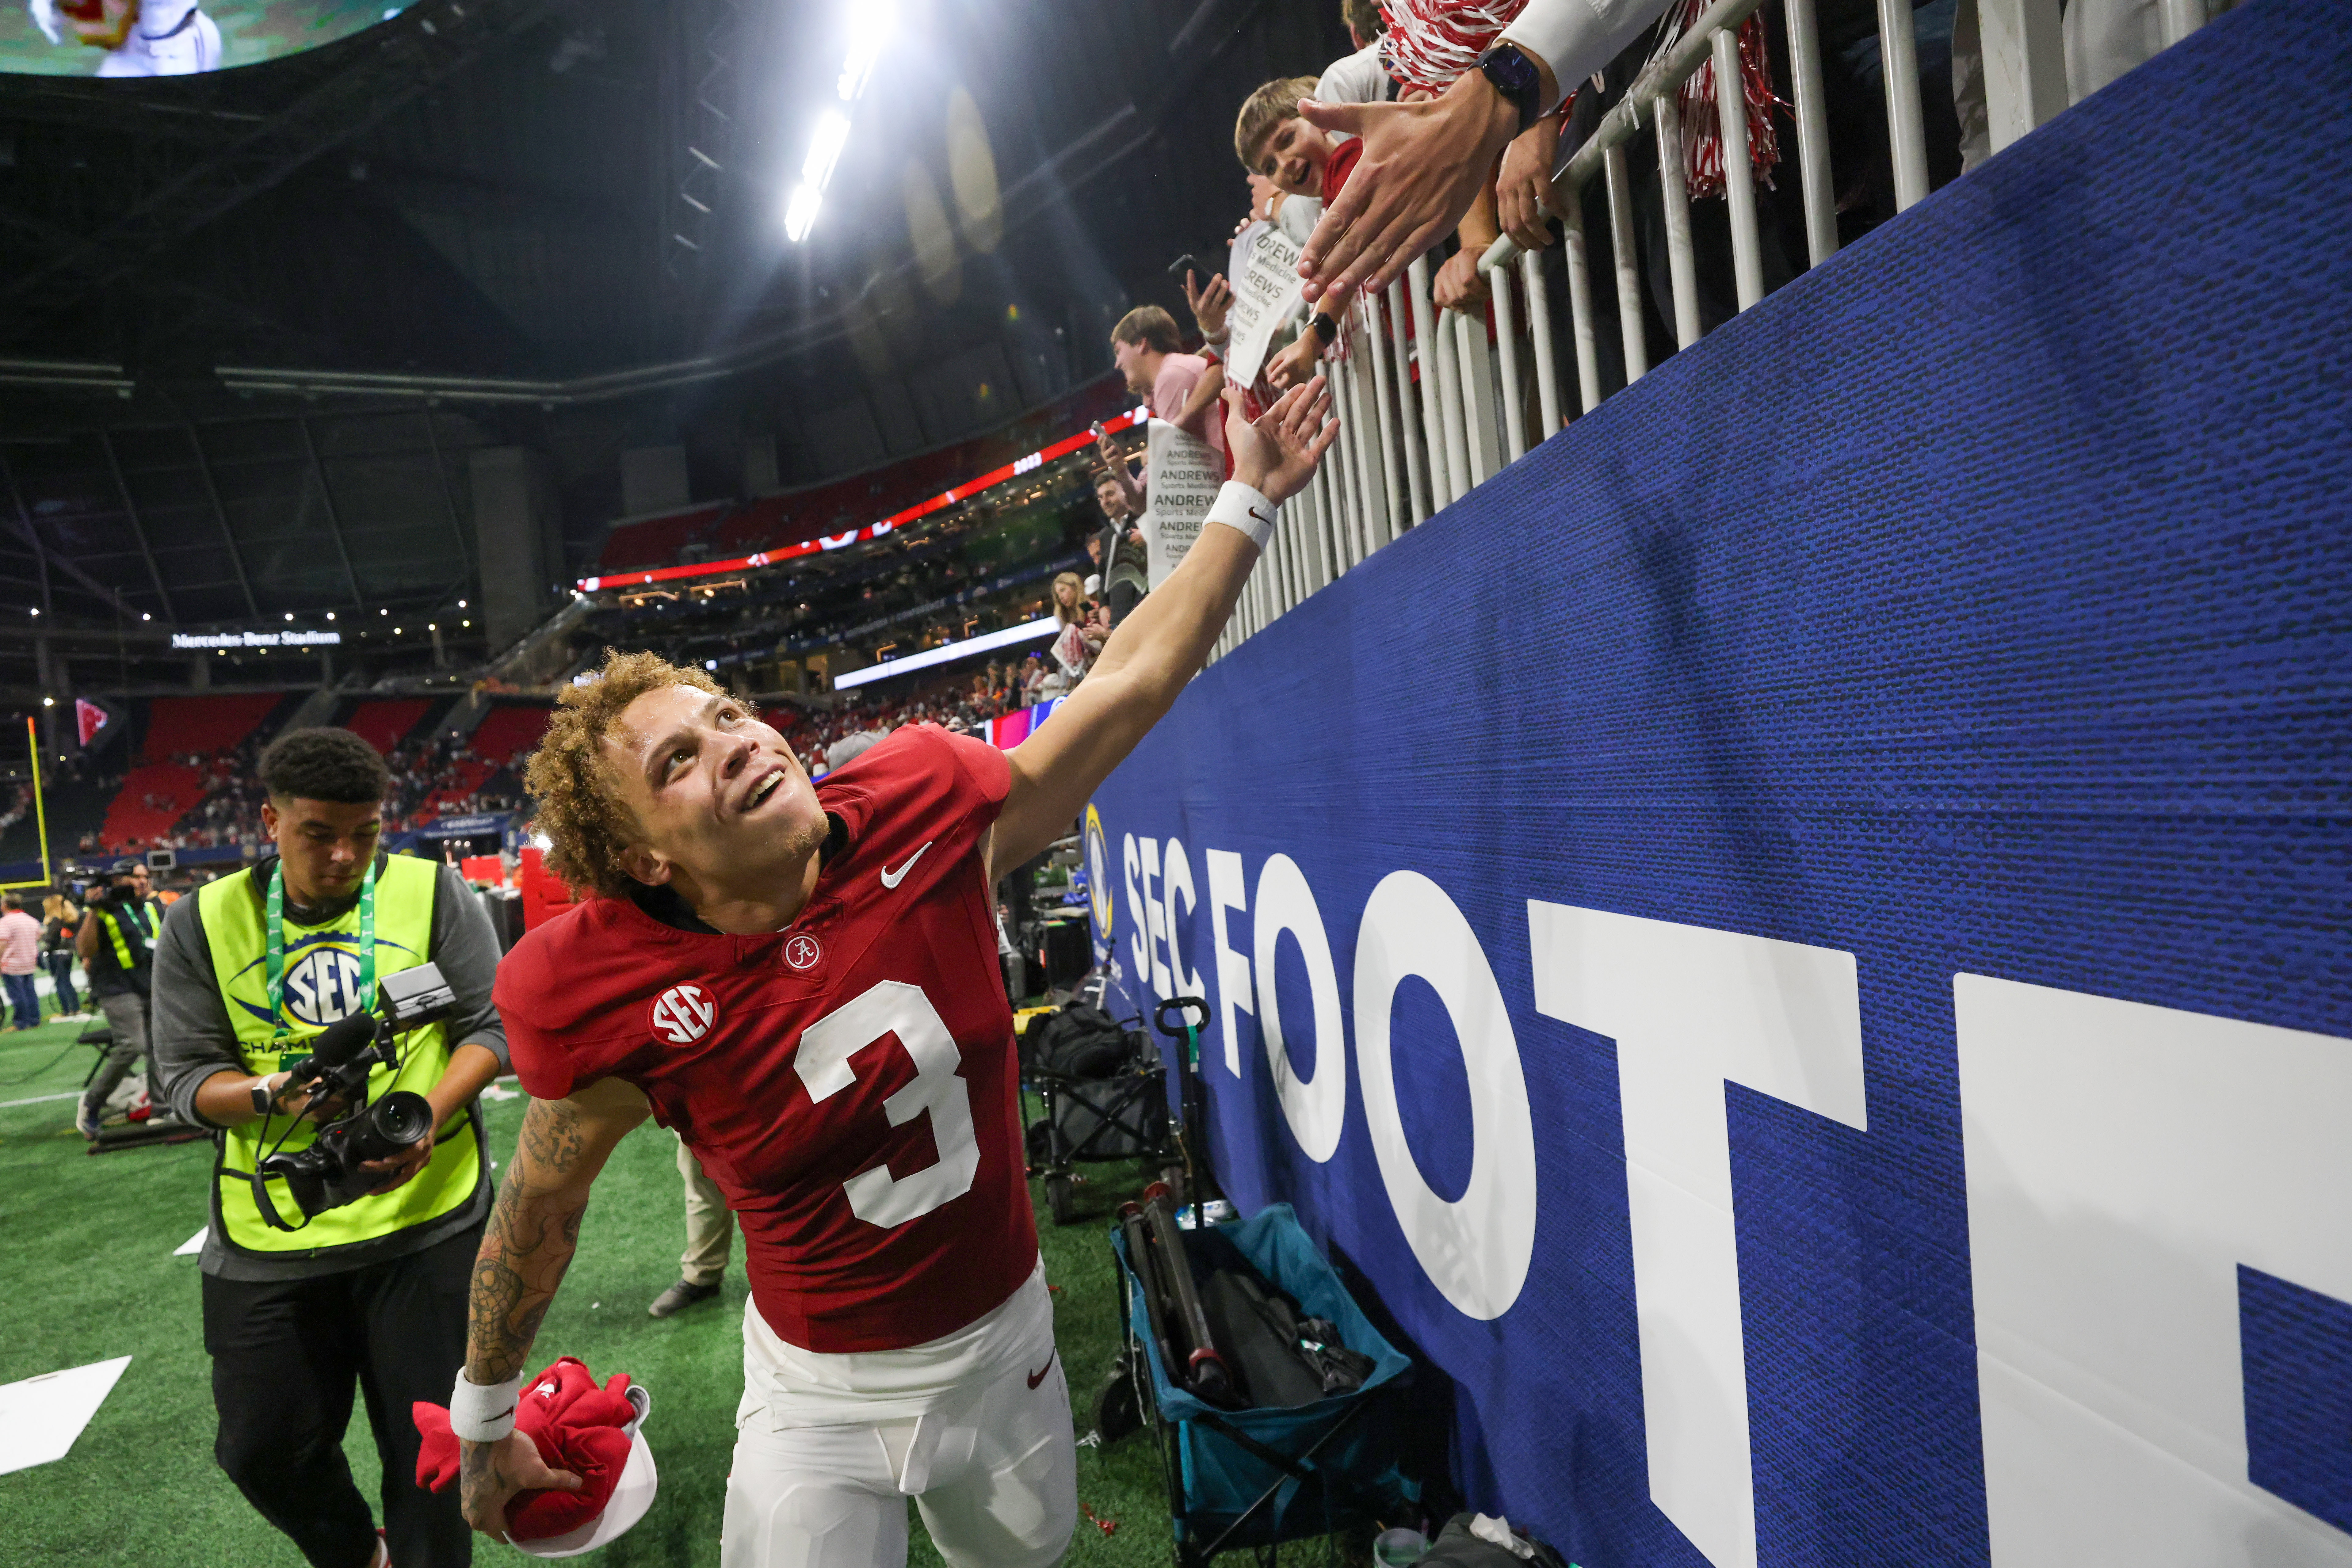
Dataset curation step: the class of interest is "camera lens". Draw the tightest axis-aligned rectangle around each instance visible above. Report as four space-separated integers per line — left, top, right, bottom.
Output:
368 1092 433 1148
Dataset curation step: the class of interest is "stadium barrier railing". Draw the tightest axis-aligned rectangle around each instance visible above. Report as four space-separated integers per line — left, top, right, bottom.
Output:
1211 0 2210 664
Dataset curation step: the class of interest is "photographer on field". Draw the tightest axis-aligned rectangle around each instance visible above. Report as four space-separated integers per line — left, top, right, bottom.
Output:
74 861 164 1137
150 728 511 1568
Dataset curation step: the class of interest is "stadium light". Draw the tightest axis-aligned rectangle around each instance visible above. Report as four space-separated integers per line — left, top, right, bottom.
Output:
837 1 892 101
786 6 893 243
804 110 850 191
785 183 822 243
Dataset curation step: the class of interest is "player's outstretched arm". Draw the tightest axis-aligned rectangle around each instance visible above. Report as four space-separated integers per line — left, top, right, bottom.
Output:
987 378 1338 879
457 1076 651 1542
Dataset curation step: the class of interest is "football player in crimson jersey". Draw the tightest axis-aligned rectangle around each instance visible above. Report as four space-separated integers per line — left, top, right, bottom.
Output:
452 378 1339 1568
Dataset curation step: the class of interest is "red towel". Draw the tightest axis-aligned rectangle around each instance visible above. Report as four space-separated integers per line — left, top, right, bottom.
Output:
413 1357 638 1542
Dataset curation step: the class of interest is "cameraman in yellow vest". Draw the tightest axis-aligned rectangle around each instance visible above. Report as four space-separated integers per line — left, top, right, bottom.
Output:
150 728 511 1568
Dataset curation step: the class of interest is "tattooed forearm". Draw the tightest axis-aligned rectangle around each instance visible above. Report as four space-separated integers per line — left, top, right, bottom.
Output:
463 1098 602 1383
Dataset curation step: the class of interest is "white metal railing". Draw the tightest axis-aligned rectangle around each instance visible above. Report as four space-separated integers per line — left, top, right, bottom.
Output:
1208 0 2202 666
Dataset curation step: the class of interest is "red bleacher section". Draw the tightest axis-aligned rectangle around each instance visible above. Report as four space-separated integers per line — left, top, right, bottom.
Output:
418 704 552 818
595 373 1136 571
140 693 282 762
98 693 285 851
341 699 431 755
99 762 205 851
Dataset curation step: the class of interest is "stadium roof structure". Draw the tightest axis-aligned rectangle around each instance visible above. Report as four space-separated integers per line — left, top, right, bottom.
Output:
0 0 1347 707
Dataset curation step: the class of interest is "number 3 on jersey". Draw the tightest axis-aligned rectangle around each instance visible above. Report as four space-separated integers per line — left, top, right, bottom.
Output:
793 979 981 1228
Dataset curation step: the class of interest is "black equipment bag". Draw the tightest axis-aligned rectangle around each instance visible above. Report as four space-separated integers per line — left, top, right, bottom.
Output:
1200 1266 1377 1409
1027 1005 1159 1160
1022 1004 1136 1079
1418 1513 1574 1568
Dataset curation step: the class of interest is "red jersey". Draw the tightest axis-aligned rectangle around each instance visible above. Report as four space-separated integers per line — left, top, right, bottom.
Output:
1322 135 1365 203
495 725 1036 1353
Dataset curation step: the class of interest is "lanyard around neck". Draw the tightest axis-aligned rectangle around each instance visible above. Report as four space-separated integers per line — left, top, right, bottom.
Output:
265 858 376 1031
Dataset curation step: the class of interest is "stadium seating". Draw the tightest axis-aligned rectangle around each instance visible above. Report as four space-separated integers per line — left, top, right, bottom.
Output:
339 699 433 755
98 762 206 851
139 693 284 762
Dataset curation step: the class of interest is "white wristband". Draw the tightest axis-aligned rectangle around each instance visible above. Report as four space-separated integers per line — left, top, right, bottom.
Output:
1205 481 1278 548
448 1369 525 1443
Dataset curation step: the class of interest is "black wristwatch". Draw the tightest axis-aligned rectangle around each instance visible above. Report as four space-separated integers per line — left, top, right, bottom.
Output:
1476 42 1545 137
250 1077 276 1117
1309 311 1340 345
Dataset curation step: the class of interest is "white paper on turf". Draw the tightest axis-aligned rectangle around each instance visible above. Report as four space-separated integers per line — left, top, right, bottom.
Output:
1143 420 1222 589
1224 223 1306 390
174 1227 207 1256
0 1356 132 1476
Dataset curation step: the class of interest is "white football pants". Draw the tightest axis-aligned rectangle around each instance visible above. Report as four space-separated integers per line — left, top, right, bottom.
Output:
721 1350 1076 1568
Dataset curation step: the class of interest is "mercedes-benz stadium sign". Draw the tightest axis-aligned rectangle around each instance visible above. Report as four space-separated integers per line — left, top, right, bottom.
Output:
170 630 342 648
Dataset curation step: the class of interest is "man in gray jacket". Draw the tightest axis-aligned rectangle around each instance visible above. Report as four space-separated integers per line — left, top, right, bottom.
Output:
150 727 511 1568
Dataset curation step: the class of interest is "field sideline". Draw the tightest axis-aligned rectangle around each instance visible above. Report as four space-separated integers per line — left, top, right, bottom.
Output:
0 1014 1182 1567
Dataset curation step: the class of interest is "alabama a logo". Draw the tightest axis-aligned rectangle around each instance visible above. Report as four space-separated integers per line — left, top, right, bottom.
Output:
650 983 716 1044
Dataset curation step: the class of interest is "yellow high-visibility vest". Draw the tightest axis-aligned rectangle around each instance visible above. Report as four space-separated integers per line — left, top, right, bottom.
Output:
199 854 482 1255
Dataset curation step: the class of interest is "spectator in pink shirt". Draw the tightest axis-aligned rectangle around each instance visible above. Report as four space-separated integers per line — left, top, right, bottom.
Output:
1 895 42 1030
1103 306 1229 516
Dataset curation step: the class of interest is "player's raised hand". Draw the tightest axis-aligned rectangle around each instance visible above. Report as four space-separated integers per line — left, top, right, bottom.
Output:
1296 76 1524 305
459 1429 582 1544
1225 377 1338 508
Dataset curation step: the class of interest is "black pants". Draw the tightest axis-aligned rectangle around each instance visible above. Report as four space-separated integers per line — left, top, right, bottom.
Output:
202 1221 481 1568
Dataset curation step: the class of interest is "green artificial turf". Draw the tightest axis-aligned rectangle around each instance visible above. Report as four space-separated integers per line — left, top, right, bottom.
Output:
0 1020 1187 1567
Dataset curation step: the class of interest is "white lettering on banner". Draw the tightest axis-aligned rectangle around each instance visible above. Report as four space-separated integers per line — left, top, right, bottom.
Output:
1141 838 1172 1001
1123 834 1151 990
1527 903 1866 1568
1354 871 1537 1320
793 981 981 1228
1253 854 1347 1162
1224 222 1307 388
1144 420 1222 589
1206 849 1253 1076
1162 839 1204 1000
1956 977 2352 1568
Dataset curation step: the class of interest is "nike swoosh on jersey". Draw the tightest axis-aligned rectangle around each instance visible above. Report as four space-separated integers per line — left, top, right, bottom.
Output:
880 841 934 889
1027 1349 1057 1389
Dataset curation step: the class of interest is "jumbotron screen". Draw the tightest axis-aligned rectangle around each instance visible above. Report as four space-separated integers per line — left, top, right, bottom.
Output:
2 0 412 76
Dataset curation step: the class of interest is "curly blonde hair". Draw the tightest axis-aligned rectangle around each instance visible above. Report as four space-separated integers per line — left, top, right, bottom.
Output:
522 648 720 899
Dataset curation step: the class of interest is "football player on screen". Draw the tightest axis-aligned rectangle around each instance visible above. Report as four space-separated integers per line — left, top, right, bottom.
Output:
31 0 221 75
448 378 1339 1566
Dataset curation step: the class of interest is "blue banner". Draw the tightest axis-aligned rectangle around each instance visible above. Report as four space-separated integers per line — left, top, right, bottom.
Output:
1088 10 2350 1566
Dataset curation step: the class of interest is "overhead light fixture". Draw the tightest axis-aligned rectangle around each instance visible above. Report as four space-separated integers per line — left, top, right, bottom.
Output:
804 109 850 191
837 2 892 101
785 183 822 243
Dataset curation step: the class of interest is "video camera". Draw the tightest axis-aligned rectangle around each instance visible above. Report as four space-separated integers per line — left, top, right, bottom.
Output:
252 962 462 1230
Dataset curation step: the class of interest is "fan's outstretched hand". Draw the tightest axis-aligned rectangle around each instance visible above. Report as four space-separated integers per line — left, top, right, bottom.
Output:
1225 377 1339 507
